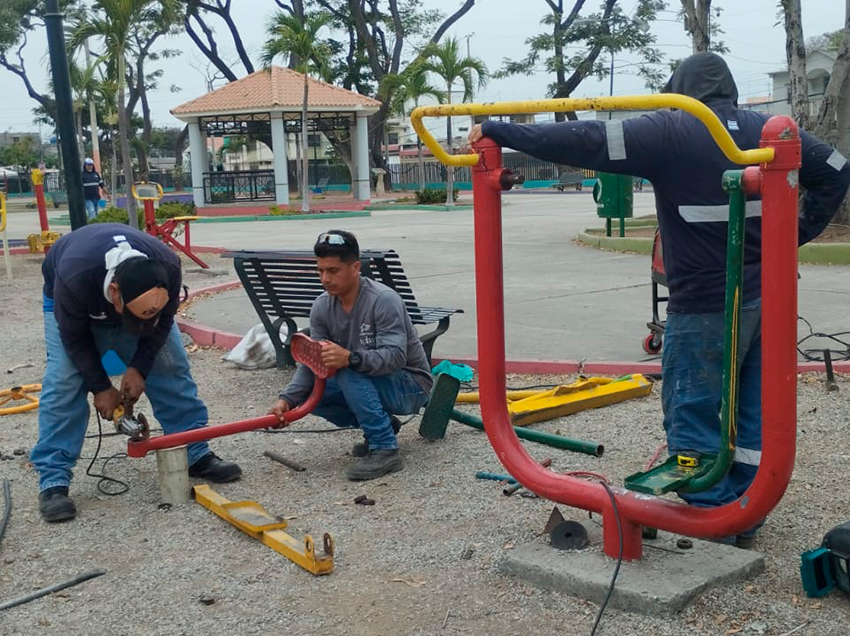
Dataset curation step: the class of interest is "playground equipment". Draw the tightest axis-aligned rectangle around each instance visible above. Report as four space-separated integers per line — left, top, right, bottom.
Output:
642 229 667 355
27 169 61 254
132 181 208 269
420 374 604 457
412 95 799 560
126 333 330 457
0 192 10 281
0 384 41 416
193 484 334 575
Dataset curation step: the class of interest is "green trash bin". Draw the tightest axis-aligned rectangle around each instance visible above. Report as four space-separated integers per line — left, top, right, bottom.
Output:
592 172 633 237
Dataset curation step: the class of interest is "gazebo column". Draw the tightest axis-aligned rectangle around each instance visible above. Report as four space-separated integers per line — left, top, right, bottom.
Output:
188 119 206 207
270 112 290 205
353 112 370 200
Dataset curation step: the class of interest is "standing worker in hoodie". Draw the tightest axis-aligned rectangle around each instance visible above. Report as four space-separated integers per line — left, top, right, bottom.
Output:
269 230 433 481
33 223 242 523
82 157 108 220
468 52 850 547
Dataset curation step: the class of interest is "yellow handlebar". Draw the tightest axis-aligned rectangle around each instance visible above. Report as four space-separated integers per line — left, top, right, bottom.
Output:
0 192 6 232
410 94 775 168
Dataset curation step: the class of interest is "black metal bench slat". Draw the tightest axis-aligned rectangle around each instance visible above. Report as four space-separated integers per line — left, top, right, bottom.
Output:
223 249 462 367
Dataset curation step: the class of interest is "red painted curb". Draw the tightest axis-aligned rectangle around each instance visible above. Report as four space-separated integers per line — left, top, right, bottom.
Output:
0 247 32 256
176 282 850 375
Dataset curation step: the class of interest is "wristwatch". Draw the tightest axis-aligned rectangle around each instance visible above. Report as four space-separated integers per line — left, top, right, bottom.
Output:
348 350 363 370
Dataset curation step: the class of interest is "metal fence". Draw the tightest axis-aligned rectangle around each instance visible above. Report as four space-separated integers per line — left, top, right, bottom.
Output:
203 169 275 203
387 153 596 187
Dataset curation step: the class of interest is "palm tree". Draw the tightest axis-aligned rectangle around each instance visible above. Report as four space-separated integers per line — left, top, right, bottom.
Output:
72 0 179 228
262 13 332 213
384 70 446 191
419 38 488 206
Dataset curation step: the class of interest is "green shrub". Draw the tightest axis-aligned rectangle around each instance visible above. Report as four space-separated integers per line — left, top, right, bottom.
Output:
269 204 299 216
414 188 459 205
91 201 197 226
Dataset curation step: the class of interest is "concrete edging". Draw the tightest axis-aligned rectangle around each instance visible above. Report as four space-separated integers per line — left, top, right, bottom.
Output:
577 230 850 265
194 210 372 223
175 281 850 374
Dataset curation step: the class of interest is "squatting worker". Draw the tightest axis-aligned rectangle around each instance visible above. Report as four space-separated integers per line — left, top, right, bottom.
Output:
468 52 850 548
32 224 242 523
270 230 432 481
82 157 108 219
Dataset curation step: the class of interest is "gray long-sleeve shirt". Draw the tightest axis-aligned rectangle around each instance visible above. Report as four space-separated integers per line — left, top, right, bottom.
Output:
279 276 433 406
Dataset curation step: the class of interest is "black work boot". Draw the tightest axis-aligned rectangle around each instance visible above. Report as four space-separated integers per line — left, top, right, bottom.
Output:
189 453 242 482
39 486 77 523
351 416 403 458
346 449 404 481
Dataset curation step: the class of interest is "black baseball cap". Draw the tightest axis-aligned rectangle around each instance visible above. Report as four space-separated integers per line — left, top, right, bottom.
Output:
115 258 170 336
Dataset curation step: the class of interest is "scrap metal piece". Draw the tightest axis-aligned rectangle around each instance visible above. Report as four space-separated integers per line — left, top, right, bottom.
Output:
824 349 839 393
508 375 654 427
550 521 589 550
263 450 306 472
193 485 334 575
543 506 567 535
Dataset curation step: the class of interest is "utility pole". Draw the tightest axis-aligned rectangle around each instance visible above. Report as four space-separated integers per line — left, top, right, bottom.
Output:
45 0 86 229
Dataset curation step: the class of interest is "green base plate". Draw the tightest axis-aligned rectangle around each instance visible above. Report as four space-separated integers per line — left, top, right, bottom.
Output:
418 374 461 440
624 453 718 495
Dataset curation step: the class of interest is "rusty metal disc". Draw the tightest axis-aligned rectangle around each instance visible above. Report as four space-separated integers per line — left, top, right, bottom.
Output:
550 521 589 550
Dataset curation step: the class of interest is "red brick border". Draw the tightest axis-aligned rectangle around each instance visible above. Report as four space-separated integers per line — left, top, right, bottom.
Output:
176 282 850 375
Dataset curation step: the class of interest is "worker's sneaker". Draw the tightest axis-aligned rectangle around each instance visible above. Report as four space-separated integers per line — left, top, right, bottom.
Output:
346 449 404 481
189 453 242 483
38 486 76 523
350 416 403 458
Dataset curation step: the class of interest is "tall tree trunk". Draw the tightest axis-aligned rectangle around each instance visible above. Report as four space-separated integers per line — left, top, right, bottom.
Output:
301 74 310 213
781 0 809 130
110 133 118 200
822 0 850 224
680 0 711 53
117 53 138 228
445 85 453 206
413 97 426 188
76 109 85 163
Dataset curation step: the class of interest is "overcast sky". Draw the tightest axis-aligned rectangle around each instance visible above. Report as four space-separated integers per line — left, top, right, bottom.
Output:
0 0 842 135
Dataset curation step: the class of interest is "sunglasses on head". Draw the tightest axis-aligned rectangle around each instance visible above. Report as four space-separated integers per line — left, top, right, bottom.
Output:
317 233 348 246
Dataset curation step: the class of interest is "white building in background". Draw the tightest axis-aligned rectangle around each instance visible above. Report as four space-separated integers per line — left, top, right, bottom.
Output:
744 49 837 117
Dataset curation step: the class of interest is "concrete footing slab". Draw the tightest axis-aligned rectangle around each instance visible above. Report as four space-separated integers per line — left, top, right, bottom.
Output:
499 529 765 616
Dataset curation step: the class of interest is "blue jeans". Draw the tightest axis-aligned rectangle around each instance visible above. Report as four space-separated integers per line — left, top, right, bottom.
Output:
662 300 762 519
84 199 98 219
31 304 211 492
311 368 429 451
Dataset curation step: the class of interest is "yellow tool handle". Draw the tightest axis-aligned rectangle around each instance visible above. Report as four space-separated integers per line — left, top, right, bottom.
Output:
410 94 775 168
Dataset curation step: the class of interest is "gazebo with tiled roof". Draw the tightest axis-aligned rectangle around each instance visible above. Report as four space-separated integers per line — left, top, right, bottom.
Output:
171 66 382 207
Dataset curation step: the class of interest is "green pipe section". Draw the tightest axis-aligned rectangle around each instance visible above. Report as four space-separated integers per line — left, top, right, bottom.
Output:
450 408 604 457
681 170 745 493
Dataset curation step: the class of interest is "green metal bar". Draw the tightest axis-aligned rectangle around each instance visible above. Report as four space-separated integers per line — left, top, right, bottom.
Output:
619 215 625 237
681 170 746 493
606 218 612 237
450 408 604 457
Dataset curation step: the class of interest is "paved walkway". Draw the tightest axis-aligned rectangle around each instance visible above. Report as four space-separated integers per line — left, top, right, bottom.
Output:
180 193 850 363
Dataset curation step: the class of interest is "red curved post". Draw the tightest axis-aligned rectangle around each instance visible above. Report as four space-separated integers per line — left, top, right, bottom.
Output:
127 334 331 457
471 116 800 560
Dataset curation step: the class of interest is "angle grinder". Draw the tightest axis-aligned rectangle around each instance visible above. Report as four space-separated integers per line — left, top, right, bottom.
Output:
111 403 150 441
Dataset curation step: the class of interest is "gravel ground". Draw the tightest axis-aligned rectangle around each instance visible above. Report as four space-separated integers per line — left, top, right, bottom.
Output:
2 253 850 636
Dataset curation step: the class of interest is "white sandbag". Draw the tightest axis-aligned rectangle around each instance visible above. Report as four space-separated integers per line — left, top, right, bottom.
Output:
221 324 287 370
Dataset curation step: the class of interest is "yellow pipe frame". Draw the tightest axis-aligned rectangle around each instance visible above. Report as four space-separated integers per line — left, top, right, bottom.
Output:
0 192 7 232
410 94 775 168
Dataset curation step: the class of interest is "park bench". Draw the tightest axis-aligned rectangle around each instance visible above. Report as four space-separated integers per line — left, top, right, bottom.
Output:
222 249 463 368
555 168 583 191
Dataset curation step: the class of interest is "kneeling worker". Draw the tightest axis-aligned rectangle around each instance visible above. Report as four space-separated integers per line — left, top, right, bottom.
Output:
32 223 242 523
270 231 432 480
